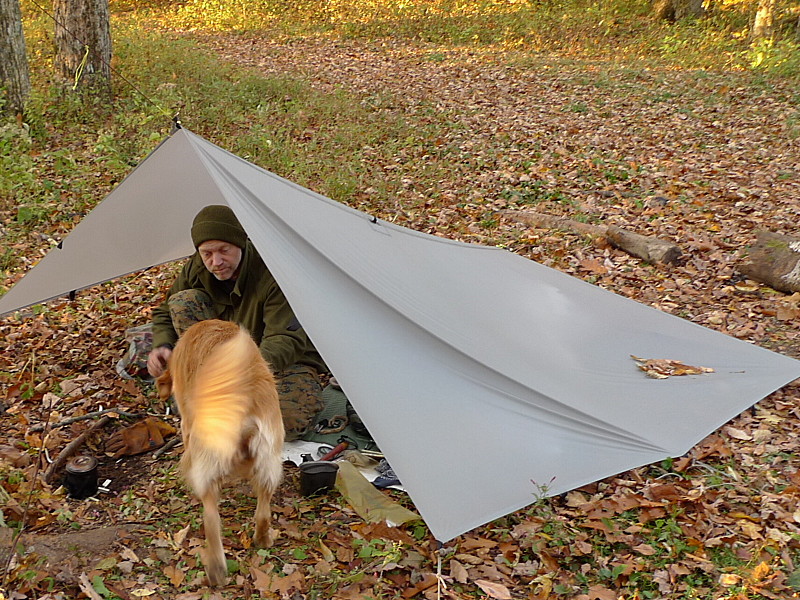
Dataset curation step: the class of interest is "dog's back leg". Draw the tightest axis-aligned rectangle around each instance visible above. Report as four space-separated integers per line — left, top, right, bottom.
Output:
200 486 228 586
253 480 276 547
252 443 283 547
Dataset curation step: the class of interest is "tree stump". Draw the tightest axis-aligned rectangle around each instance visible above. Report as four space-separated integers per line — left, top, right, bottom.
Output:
738 231 800 293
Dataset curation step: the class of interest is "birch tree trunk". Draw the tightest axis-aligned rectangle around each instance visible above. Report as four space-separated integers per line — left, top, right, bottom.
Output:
53 0 112 94
0 0 30 115
752 0 776 41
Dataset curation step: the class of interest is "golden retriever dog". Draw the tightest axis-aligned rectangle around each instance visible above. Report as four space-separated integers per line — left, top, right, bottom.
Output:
156 319 284 587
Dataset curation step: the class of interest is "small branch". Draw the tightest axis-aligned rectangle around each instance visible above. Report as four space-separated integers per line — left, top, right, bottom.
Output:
44 416 112 485
153 436 181 459
30 408 139 432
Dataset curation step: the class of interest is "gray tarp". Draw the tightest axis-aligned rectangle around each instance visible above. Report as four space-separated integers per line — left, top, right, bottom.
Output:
3 128 799 542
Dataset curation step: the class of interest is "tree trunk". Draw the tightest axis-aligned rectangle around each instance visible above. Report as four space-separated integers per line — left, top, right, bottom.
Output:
53 0 112 94
652 0 706 22
752 0 776 41
738 231 800 293
0 0 30 115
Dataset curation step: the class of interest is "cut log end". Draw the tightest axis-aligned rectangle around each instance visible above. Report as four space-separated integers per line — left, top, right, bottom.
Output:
738 231 800 294
606 226 682 266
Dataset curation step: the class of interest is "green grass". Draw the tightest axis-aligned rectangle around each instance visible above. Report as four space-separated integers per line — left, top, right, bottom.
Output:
122 0 800 75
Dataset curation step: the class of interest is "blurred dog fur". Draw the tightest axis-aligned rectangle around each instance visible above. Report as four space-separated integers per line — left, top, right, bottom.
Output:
156 319 284 587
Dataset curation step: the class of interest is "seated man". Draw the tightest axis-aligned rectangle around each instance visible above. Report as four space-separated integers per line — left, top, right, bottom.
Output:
147 204 327 441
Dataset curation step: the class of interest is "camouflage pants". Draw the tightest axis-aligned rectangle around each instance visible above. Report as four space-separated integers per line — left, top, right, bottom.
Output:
121 289 325 441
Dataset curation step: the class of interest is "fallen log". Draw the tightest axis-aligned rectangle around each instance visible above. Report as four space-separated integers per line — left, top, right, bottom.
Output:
738 231 800 293
501 210 682 266
605 225 682 266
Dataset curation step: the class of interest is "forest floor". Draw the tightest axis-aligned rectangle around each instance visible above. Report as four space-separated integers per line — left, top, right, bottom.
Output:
3 32 800 600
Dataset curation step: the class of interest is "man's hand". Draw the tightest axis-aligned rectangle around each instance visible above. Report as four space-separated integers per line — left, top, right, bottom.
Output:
147 346 172 378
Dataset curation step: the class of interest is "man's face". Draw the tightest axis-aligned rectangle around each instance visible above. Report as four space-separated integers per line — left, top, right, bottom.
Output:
198 240 243 281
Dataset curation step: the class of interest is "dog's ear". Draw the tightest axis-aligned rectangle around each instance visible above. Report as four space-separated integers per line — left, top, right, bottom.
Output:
156 370 173 401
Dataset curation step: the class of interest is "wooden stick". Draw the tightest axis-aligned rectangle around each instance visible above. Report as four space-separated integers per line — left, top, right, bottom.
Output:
153 436 181 458
43 416 111 485
30 408 139 432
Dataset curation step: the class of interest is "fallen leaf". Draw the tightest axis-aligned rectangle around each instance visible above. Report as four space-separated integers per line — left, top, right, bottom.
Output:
118 544 140 563
449 559 469 584
633 543 657 555
250 566 272 593
271 569 305 596
750 561 771 583
402 573 438 598
164 564 186 587
720 573 741 586
585 585 618 600
475 579 513 599
318 539 335 561
580 258 608 274
724 426 752 441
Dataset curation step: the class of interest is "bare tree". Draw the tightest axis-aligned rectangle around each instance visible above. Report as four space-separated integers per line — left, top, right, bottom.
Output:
0 0 30 115
53 0 112 94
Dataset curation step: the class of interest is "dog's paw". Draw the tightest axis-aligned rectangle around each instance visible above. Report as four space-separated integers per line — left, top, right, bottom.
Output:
206 562 228 587
253 526 277 548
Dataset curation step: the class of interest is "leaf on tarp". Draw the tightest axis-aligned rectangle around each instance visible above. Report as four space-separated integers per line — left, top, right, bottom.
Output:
631 355 715 379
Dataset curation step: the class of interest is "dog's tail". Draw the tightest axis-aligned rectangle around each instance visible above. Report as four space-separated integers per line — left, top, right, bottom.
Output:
187 326 255 467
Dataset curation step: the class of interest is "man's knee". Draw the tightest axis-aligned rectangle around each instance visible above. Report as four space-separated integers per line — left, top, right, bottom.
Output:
276 366 325 442
168 289 216 336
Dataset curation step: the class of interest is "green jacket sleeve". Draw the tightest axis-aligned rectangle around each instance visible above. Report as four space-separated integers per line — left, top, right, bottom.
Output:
257 280 313 373
150 261 192 349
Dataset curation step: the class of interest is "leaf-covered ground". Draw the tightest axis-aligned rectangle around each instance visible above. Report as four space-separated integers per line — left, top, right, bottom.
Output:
3 33 800 600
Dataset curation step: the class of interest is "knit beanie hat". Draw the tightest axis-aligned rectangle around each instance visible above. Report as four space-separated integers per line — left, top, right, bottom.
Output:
190 205 247 249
